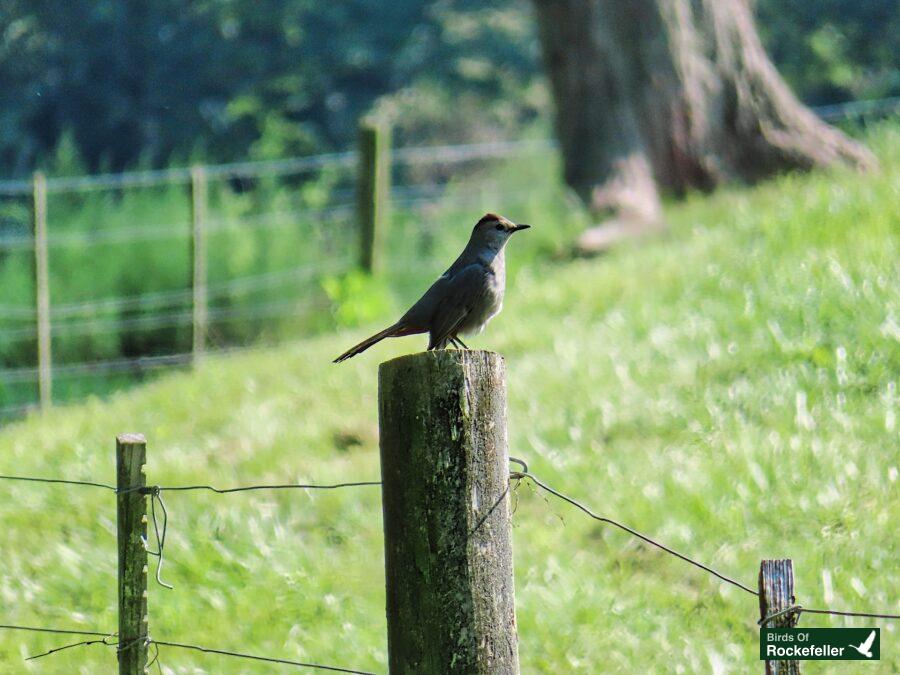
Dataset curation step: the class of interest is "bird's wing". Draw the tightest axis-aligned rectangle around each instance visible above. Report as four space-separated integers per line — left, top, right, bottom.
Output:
427 264 488 349
861 631 876 650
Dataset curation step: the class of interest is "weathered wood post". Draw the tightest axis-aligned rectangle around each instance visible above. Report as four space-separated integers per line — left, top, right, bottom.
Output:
759 559 801 675
378 350 519 674
190 166 209 361
116 433 149 674
32 171 52 409
356 119 391 273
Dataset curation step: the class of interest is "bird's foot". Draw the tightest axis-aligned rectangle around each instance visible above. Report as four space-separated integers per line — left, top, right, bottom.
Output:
449 337 469 350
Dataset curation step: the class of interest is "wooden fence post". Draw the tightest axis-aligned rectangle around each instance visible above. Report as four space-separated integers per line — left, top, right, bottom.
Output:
117 433 149 674
356 119 391 273
190 166 208 361
32 171 52 409
759 559 801 675
378 350 519 674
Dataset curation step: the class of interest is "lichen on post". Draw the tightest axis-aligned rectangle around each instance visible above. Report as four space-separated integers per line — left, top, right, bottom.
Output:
378 350 519 674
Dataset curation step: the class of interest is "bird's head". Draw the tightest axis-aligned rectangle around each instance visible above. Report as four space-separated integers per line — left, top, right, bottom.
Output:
469 213 530 251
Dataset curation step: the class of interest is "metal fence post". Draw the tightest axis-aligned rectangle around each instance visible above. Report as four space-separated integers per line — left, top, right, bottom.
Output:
378 350 519 673
117 433 149 674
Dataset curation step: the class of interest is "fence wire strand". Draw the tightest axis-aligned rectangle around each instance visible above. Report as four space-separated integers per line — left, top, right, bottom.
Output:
152 639 376 674
26 634 118 661
509 466 759 596
0 472 382 495
153 480 382 494
0 295 327 344
1 464 897 672
0 102 894 197
0 474 116 490
145 487 174 590
802 607 900 620
1 624 374 673
759 604 900 627
0 624 112 638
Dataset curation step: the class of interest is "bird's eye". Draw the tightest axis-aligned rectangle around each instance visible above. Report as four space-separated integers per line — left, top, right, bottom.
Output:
495 224 504 231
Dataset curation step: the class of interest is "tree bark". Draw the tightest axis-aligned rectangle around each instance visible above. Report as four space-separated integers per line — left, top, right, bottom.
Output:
532 0 876 253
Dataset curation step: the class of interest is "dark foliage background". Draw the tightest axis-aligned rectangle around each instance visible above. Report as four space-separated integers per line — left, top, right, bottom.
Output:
0 0 896 177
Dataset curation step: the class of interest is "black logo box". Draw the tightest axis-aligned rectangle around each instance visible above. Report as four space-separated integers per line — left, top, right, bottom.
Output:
761 628 880 661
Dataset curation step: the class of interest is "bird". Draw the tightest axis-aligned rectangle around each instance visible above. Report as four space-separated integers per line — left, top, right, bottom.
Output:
850 630 876 658
334 213 529 362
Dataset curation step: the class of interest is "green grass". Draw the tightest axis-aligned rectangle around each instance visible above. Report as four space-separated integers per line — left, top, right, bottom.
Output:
0 123 897 673
0 140 581 411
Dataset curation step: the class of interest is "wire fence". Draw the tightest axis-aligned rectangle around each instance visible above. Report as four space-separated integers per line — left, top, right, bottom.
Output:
814 95 900 122
0 96 892 196
0 132 557 421
1 97 897 421
0 456 896 672
2 623 377 674
0 139 550 198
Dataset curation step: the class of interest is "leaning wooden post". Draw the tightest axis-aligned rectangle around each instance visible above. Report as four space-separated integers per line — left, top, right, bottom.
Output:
32 171 52 409
356 119 391 273
378 350 519 674
759 559 801 675
116 434 149 674
190 166 208 361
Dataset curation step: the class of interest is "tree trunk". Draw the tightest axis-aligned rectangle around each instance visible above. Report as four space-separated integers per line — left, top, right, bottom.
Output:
532 0 876 253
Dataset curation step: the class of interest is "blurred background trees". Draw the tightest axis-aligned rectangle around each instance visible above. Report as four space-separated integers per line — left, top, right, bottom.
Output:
0 0 543 176
1 0 896 178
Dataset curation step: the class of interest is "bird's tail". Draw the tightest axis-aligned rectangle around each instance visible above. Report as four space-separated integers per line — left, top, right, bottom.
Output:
333 324 410 363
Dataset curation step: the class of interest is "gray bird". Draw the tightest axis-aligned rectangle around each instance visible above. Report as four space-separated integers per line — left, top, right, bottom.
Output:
334 213 529 362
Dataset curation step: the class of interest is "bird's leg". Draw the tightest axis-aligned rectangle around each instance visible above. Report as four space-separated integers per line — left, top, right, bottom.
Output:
448 337 463 350
453 336 469 350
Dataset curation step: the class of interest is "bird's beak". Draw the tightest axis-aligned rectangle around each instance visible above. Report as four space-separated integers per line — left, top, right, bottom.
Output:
513 224 531 232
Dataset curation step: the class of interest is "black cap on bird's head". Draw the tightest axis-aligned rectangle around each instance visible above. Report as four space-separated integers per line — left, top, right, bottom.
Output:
473 213 531 234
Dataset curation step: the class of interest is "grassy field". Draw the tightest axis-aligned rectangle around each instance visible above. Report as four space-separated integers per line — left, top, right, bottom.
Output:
0 123 897 673
0 139 578 412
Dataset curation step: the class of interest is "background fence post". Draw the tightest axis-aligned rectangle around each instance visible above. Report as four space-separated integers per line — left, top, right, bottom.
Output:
356 119 391 273
190 166 209 361
759 559 801 675
32 171 52 409
378 350 519 674
117 433 149 674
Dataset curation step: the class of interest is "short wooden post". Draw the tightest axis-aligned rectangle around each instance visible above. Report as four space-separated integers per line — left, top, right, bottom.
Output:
190 166 208 360
32 171 52 409
759 559 801 675
117 434 149 674
378 350 519 674
356 119 391 272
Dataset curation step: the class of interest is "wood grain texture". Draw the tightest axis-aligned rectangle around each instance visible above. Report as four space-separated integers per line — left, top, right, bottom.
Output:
356 120 390 273
759 559 801 675
116 434 148 674
190 166 208 360
32 171 52 408
378 350 519 674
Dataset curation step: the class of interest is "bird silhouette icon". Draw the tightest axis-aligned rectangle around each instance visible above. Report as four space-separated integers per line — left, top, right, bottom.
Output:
849 630 876 658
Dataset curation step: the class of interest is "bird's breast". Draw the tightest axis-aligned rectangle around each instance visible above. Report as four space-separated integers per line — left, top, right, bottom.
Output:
457 260 505 336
